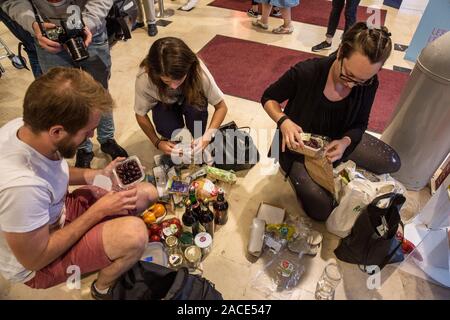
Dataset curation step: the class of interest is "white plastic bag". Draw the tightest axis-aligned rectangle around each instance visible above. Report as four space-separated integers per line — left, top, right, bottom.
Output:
326 178 377 238
327 161 406 238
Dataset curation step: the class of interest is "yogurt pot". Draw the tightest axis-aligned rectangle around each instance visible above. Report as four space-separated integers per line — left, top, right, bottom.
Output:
194 232 213 261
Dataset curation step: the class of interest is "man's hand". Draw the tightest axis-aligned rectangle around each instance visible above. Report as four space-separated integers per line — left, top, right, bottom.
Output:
83 26 92 47
279 119 304 152
89 187 138 218
32 21 63 53
325 137 351 163
100 157 126 190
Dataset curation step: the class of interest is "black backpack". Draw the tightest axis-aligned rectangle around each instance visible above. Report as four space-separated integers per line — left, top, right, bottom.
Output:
106 0 138 45
111 261 223 300
334 193 406 272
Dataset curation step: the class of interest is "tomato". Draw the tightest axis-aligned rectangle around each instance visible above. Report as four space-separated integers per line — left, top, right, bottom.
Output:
149 223 161 235
150 234 161 242
169 218 181 227
161 220 171 229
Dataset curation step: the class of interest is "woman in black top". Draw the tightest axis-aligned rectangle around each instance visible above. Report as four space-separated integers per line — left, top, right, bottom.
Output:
262 22 400 221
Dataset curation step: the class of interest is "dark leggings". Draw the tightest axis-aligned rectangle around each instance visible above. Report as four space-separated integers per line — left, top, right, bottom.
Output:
288 133 401 221
152 101 208 140
326 0 361 38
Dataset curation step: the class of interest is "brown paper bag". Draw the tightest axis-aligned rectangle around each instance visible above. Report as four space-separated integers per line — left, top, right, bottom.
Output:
304 155 335 194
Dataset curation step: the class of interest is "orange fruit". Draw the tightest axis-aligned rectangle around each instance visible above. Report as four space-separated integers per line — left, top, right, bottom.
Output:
142 211 156 224
150 203 166 218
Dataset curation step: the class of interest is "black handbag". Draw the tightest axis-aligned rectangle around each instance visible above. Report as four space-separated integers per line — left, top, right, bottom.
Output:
334 192 406 272
106 0 138 45
111 261 223 300
211 121 260 171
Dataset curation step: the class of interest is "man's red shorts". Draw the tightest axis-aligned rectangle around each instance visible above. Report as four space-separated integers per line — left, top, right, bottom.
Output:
25 187 112 289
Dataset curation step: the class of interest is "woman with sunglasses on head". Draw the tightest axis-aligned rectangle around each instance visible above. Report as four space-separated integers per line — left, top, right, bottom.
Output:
262 22 400 221
134 37 228 156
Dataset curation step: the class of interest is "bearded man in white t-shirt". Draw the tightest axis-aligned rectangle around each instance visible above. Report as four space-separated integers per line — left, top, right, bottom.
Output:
0 67 158 300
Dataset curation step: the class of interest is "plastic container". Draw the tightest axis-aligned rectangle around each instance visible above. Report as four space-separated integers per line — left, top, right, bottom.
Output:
140 242 168 267
113 155 145 189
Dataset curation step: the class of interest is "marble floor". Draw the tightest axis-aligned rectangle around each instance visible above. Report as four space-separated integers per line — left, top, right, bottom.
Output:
0 0 449 300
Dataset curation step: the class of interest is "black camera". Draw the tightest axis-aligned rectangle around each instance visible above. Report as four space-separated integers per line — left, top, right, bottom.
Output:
42 20 89 62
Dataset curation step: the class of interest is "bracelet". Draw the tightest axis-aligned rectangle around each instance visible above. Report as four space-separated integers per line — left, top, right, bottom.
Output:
155 138 162 149
277 115 289 128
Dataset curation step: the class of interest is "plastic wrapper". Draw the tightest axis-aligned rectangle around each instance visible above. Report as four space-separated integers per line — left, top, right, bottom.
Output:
251 248 305 298
191 178 219 201
206 166 237 184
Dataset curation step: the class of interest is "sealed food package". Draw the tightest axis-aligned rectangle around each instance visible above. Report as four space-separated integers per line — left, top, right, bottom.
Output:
206 166 237 184
113 156 145 189
192 178 219 201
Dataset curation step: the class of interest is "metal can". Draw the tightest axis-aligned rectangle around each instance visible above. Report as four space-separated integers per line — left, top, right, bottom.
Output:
184 245 202 269
194 232 213 261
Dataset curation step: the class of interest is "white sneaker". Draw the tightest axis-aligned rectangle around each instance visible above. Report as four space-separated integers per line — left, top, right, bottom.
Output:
181 0 197 11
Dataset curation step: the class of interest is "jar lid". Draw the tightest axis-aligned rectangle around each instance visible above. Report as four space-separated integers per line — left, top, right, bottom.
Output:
168 253 183 267
165 235 178 248
184 245 202 262
194 232 213 248
179 232 194 244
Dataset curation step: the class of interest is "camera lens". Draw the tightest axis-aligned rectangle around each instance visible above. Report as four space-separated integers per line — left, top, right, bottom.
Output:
64 37 89 62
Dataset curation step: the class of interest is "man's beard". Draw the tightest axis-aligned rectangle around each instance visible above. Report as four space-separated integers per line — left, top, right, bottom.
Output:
57 135 83 158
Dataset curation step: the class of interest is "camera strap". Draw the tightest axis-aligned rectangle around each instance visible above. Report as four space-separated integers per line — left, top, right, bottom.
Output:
28 0 49 37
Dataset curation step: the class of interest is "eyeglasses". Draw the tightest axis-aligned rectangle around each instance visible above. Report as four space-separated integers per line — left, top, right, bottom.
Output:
339 59 375 86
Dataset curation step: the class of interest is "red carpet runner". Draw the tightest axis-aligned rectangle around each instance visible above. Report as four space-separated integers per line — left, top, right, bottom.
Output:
208 0 387 30
198 35 409 133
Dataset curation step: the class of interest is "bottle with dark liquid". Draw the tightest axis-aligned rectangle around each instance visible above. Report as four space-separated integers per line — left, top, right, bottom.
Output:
199 199 215 238
182 200 198 234
189 186 202 218
213 189 228 225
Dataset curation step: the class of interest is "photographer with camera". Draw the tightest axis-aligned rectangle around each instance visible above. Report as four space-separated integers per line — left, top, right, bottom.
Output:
1 0 128 168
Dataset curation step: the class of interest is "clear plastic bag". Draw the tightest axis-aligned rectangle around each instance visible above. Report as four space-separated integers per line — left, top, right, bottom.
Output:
251 246 305 298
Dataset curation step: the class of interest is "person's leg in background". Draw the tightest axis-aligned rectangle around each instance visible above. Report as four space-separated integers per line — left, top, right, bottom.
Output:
247 0 260 18
347 132 401 175
79 31 128 166
252 2 272 30
312 0 345 52
142 0 158 37
181 0 198 11
0 8 42 78
343 0 361 32
288 160 335 222
133 0 146 30
272 6 294 34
